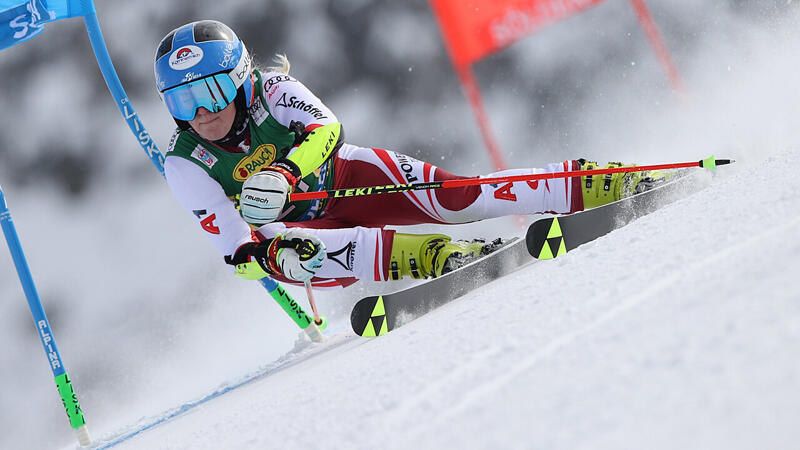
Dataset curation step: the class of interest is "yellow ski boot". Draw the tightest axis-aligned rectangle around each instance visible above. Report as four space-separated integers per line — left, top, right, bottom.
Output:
579 159 676 209
388 233 502 280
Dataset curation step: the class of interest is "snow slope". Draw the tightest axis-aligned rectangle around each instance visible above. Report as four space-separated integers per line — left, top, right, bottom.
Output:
95 150 799 450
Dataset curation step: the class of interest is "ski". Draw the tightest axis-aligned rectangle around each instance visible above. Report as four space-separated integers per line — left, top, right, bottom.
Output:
350 164 729 337
350 238 532 336
526 173 702 259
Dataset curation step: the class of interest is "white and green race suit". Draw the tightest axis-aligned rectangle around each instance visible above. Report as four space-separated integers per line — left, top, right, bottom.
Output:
164 70 340 258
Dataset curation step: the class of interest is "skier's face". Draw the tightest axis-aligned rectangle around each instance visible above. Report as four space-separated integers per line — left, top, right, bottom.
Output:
189 102 236 141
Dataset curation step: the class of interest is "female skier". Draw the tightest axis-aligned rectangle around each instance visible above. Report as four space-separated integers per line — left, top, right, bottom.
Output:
155 20 662 288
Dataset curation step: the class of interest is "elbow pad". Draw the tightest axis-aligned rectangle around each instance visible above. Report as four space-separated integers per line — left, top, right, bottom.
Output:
286 122 344 178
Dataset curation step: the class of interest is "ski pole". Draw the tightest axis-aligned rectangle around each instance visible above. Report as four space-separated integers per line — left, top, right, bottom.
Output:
0 186 92 447
303 280 326 328
290 156 733 202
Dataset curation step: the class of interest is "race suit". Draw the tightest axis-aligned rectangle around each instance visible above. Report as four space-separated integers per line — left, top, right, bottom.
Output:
165 69 584 288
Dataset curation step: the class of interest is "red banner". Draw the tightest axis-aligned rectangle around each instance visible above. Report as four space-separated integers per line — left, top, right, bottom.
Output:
430 0 607 68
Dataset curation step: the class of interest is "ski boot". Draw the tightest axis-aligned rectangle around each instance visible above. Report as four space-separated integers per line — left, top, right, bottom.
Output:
388 233 504 280
578 159 676 209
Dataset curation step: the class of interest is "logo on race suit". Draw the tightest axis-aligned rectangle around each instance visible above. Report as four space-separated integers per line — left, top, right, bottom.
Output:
264 74 294 88
200 214 220 234
327 241 357 271
527 179 550 192
170 45 204 70
395 154 419 183
493 182 517 202
275 93 328 120
233 144 277 181
248 96 269 126
192 210 220 234
267 84 280 100
191 145 218 169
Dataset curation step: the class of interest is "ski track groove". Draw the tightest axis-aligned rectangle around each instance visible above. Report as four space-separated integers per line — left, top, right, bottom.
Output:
91 331 362 449
413 212 800 436
378 338 506 422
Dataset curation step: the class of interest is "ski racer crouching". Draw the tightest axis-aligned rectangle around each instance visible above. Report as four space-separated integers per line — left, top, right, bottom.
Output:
154 20 668 288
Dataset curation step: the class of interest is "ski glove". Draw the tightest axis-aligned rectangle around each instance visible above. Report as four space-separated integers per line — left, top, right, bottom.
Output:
225 229 326 282
239 161 299 226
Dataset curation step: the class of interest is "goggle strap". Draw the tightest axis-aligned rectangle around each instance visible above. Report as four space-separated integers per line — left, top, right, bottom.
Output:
230 44 251 88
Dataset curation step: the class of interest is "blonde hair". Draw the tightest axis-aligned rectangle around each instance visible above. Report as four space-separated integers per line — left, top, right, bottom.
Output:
266 53 291 74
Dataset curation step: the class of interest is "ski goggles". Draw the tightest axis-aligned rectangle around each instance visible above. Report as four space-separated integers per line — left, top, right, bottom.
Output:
162 73 238 121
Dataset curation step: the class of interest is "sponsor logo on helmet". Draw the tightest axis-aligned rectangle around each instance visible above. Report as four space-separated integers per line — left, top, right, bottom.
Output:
232 52 251 84
170 45 204 70
191 145 218 169
219 42 237 69
181 72 202 83
275 93 328 120
233 144 277 181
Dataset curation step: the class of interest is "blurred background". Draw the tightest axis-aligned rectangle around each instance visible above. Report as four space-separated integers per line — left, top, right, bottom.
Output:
1 0 799 448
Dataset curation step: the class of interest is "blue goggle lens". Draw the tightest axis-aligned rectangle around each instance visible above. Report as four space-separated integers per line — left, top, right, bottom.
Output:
163 74 238 121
